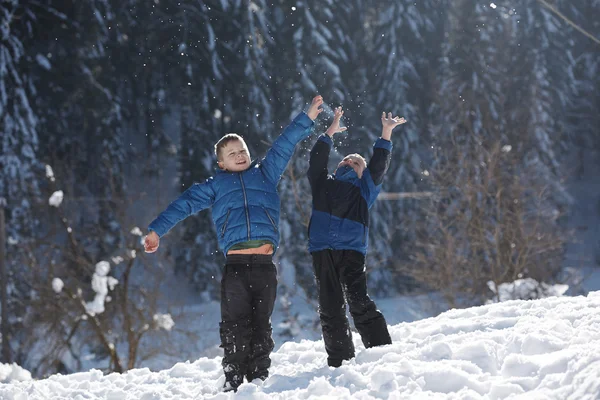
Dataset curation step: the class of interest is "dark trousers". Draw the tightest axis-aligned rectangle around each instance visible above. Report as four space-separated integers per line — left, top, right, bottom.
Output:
219 254 277 389
311 249 391 367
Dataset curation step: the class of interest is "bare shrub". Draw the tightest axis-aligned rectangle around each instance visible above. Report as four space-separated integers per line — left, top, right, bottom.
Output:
405 142 569 308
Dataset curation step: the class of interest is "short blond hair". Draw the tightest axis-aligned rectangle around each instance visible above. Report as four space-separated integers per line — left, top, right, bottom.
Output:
343 153 367 169
214 134 245 160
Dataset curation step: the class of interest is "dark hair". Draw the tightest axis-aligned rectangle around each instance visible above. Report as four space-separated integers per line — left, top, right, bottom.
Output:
214 134 244 160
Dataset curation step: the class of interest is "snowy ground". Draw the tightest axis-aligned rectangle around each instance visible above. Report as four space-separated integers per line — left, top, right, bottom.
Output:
140 287 439 371
2 292 599 399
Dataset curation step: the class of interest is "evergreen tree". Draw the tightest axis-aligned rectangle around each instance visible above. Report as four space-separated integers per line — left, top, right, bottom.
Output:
0 1 40 236
31 0 127 258
0 0 42 365
414 0 569 305
565 0 600 177
109 0 172 173
504 0 575 177
367 0 449 294
420 0 512 300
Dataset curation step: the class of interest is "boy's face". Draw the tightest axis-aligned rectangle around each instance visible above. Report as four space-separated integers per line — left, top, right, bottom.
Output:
336 155 366 178
218 139 251 172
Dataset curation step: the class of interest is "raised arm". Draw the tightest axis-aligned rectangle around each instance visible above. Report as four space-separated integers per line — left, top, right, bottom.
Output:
368 112 406 185
308 106 347 189
260 95 323 185
144 178 215 252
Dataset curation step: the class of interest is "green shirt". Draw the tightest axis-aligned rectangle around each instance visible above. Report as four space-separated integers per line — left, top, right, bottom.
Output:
228 240 273 251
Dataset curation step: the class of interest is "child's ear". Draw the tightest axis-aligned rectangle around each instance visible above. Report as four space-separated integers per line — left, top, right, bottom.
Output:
217 161 225 170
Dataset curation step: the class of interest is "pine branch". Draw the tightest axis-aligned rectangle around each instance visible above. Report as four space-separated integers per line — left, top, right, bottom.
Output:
537 0 600 45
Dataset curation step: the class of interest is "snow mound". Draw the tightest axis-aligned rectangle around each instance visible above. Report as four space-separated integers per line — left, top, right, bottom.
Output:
1 292 599 399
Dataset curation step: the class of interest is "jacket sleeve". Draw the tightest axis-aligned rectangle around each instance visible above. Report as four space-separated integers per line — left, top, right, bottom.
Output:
360 138 393 207
260 111 315 185
367 138 393 185
148 178 215 237
307 134 333 190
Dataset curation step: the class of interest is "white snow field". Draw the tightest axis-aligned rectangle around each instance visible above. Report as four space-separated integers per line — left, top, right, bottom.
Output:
2 292 599 399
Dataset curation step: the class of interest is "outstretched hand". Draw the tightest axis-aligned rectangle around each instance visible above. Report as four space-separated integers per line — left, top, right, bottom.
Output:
325 106 347 138
144 231 160 253
381 112 406 141
307 95 324 121
381 112 406 130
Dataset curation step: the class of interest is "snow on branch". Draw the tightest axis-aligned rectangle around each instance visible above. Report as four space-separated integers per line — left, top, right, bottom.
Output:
85 261 119 315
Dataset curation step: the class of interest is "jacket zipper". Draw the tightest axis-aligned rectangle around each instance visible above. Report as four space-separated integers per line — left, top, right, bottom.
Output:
263 207 278 231
239 173 251 240
221 210 231 238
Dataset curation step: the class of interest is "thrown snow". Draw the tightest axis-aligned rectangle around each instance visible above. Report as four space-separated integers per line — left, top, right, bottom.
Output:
2 293 600 399
51 277 64 293
48 190 64 207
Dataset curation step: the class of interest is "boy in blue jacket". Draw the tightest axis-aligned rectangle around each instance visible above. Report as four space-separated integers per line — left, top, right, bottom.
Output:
144 96 324 391
307 107 406 367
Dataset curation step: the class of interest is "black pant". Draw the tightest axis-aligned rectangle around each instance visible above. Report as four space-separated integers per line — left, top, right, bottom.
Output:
219 254 277 389
312 249 392 367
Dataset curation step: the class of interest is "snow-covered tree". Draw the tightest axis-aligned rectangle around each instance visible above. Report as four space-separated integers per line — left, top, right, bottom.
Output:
412 0 569 306
503 1 574 180
30 0 128 259
565 0 600 177
8 0 183 375
0 2 40 241
108 0 172 171
366 0 448 294
0 0 42 366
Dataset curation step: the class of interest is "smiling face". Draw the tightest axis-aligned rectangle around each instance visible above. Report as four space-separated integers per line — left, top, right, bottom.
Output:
336 154 366 178
217 138 251 172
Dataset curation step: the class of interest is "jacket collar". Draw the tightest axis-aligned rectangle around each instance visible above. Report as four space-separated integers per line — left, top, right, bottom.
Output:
334 165 359 183
215 159 259 174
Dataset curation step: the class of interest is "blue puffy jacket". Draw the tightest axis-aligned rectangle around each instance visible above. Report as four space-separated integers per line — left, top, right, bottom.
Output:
148 112 314 255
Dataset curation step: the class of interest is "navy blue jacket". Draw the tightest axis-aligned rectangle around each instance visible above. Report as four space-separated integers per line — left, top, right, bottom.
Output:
307 134 392 254
149 112 315 255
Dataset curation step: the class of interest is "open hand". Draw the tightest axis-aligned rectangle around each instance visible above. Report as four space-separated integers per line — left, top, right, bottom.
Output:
144 231 160 253
325 106 347 137
381 112 406 130
307 95 324 121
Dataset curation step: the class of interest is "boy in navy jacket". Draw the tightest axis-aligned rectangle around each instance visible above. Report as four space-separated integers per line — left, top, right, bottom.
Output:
307 107 406 367
144 96 324 391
